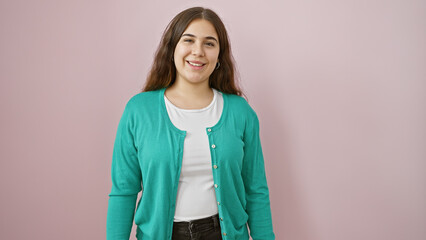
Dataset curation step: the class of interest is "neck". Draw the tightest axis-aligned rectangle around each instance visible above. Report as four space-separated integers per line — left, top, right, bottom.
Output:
167 79 212 99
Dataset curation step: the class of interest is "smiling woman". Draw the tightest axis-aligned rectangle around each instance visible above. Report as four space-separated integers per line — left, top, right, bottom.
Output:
173 19 220 90
106 7 275 240
141 7 241 98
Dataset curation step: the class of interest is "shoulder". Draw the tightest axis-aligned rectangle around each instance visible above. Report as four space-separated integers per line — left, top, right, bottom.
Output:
225 92 258 120
223 93 262 139
128 88 162 105
123 88 163 112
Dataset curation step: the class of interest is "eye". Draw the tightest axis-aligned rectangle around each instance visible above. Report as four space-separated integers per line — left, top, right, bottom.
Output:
183 39 193 43
205 42 215 47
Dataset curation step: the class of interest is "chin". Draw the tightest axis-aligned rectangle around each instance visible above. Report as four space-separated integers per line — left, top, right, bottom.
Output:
186 78 208 84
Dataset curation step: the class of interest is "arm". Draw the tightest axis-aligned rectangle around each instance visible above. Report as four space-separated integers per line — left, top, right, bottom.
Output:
241 111 275 240
106 100 142 240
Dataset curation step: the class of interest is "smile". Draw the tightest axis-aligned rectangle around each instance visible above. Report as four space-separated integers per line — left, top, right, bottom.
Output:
186 61 206 67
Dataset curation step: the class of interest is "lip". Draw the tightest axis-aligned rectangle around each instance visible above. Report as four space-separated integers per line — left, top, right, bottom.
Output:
186 60 205 64
186 60 206 69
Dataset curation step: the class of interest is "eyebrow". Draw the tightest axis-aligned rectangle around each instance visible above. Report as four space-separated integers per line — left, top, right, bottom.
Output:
181 33 218 43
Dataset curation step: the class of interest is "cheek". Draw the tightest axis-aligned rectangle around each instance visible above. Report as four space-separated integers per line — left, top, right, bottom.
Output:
174 46 189 59
209 49 220 60
208 52 220 65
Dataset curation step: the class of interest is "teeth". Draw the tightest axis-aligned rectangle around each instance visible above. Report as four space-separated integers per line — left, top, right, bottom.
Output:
188 61 203 67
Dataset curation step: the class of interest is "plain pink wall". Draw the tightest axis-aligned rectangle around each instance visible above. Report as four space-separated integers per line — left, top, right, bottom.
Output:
1 0 425 239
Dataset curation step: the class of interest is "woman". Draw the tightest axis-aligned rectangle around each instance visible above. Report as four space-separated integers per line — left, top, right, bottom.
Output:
106 7 275 240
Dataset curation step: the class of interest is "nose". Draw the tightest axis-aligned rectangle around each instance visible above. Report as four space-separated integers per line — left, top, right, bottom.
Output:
191 42 205 56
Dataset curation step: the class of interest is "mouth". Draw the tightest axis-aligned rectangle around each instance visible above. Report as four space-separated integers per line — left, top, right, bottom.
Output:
186 60 206 69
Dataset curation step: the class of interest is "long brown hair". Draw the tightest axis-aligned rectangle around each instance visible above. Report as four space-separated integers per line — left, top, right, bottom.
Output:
141 7 246 99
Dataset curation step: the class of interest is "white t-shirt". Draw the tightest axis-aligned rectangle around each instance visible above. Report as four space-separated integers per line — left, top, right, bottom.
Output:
164 88 224 222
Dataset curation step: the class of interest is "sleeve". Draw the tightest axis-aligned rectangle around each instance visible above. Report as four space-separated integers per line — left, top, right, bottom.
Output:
106 100 142 240
241 110 275 240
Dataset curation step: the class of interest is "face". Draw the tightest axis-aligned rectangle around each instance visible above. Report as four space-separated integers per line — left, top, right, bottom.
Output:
173 19 220 86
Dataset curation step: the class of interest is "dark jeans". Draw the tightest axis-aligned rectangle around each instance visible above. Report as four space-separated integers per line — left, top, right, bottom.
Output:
172 213 223 240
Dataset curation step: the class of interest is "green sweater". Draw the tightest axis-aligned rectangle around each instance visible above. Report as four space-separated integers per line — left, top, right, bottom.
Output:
106 87 275 240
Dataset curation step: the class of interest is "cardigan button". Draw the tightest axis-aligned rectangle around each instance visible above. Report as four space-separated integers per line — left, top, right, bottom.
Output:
213 165 218 169
211 144 216 148
214 184 218 188
217 201 220 205
220 217 223 221
223 232 227 236
208 128 212 132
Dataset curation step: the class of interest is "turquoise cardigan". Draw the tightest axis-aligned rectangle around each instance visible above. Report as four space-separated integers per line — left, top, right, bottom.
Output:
106 87 275 240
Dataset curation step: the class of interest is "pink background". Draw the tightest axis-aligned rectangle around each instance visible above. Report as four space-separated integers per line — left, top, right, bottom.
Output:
1 0 425 239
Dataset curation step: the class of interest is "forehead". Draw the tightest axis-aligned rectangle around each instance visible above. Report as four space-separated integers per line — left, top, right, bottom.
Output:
182 19 218 38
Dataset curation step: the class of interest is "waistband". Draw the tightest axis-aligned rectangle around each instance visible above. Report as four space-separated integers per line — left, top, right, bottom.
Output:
173 214 220 231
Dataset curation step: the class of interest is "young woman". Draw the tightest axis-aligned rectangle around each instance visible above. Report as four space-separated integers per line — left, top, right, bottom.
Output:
106 7 275 240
